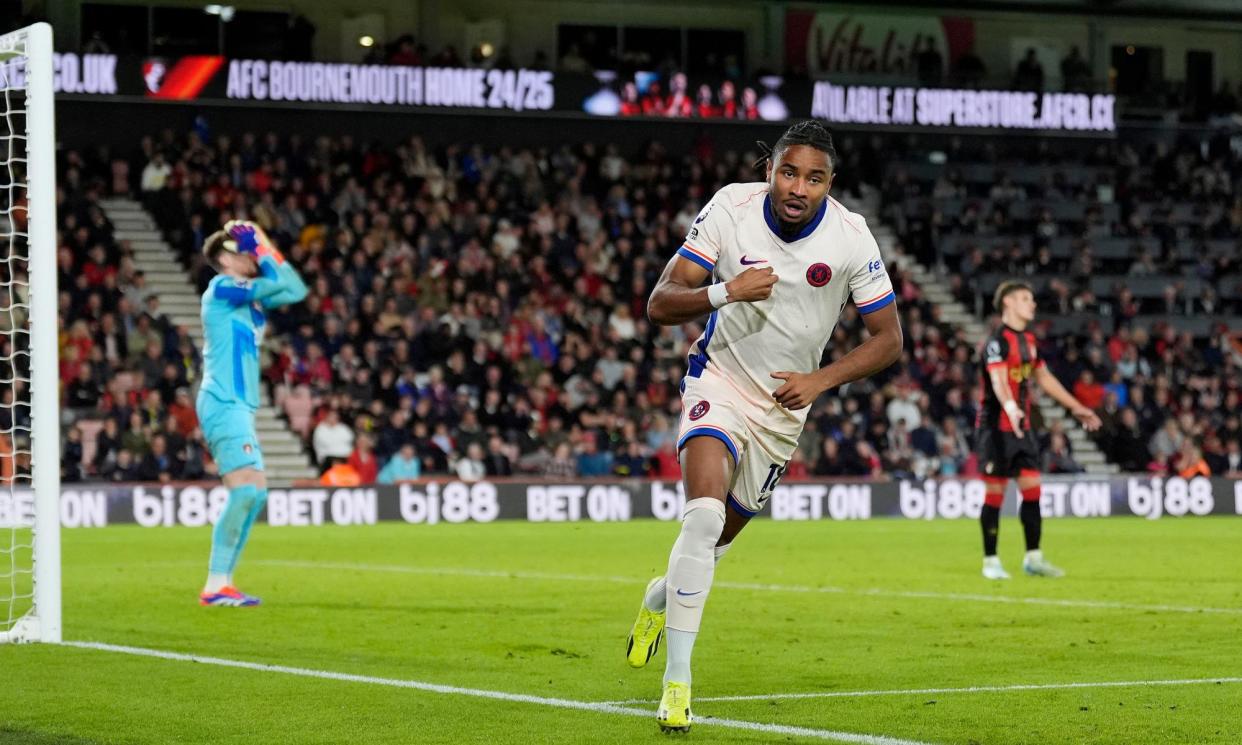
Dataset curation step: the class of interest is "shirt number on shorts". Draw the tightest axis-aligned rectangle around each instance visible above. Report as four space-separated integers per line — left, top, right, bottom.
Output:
758 462 787 507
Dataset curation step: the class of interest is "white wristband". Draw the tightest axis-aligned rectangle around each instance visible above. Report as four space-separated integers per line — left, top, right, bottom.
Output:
707 283 730 309
1003 400 1021 418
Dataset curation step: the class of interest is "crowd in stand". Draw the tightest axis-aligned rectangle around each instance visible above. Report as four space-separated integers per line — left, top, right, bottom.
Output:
883 134 1242 478
50 151 212 484
133 128 980 483
48 125 1242 485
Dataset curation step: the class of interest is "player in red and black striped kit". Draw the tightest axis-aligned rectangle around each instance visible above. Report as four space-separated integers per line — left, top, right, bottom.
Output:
976 281 1101 580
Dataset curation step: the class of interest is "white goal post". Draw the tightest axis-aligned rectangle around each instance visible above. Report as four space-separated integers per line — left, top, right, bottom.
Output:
0 22 60 644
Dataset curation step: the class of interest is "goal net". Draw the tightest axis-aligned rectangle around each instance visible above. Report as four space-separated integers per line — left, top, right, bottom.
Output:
0 22 59 644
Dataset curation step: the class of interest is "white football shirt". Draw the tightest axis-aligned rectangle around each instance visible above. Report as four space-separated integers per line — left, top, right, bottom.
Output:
676 182 895 430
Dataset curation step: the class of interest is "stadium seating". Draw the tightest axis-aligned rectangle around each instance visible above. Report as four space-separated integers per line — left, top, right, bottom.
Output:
883 136 1242 477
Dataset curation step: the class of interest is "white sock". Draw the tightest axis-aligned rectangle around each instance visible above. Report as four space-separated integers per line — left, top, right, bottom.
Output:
1025 549 1043 562
664 628 696 685
662 498 725 684
204 572 231 593
645 543 731 612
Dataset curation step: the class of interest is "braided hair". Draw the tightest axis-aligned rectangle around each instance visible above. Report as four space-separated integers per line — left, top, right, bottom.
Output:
752 120 838 173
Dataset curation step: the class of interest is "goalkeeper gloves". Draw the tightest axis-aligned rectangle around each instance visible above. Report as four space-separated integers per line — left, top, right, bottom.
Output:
226 221 261 255
226 220 283 262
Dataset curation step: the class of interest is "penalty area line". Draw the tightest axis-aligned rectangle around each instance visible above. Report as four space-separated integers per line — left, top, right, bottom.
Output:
60 640 933 745
600 676 1242 705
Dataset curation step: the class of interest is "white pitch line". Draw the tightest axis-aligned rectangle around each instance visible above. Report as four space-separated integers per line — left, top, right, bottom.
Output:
601 676 1242 705
60 641 932 745
254 559 1242 616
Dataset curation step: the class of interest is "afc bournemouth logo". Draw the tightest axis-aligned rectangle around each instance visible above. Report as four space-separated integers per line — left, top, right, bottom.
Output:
688 401 711 421
806 263 832 287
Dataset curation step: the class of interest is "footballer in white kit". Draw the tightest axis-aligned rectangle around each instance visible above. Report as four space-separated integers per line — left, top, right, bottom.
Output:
625 121 904 732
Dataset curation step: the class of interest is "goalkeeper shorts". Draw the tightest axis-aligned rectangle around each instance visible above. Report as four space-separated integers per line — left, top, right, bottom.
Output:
197 395 265 475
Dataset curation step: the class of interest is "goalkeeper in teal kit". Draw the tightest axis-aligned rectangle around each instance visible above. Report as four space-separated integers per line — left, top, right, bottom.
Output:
197 221 307 607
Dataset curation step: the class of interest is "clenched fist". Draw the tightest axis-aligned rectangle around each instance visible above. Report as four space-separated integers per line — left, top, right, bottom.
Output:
725 267 779 303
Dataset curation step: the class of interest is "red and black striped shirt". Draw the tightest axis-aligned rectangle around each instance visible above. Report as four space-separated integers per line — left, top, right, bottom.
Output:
977 325 1045 433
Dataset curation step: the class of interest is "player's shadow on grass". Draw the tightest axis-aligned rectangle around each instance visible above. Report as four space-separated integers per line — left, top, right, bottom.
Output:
0 729 105 745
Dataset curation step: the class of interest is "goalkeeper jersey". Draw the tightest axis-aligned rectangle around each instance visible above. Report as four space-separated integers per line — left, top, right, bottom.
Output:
199 254 307 410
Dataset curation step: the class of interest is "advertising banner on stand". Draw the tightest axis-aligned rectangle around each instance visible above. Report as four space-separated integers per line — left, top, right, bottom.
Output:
1 476 1236 529
49 52 1116 133
783 11 976 79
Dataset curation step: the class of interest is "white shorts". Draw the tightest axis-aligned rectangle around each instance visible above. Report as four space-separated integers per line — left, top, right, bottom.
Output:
677 368 801 516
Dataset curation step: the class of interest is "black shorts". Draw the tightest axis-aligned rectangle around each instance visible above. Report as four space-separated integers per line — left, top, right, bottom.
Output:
976 429 1040 478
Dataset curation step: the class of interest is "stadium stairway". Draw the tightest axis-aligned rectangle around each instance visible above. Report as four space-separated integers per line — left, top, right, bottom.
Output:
97 197 319 485
843 193 1118 476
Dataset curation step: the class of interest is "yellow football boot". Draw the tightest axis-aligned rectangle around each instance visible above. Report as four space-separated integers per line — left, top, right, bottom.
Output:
656 680 692 733
626 577 666 668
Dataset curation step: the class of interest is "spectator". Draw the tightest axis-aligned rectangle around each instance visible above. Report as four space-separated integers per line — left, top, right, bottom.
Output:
138 434 183 482
62 426 85 483
1202 434 1228 475
1148 418 1184 465
612 440 649 477
785 448 810 479
1060 46 1091 92
348 433 379 484
312 409 354 465
142 295 170 336
916 38 944 86
456 442 487 482
1222 439 1242 476
93 417 123 476
910 419 939 459
66 364 102 410
376 410 410 462
320 459 362 486
123 271 151 310
168 388 198 436
1071 370 1106 411
954 45 987 87
1043 432 1084 473
140 151 171 192
576 434 613 477
388 35 421 66
543 442 578 479
885 382 921 429
937 439 963 476
855 441 884 478
814 438 850 476
1013 48 1044 92
378 443 422 484
1175 441 1210 479
484 435 514 477
106 449 141 482
121 411 150 456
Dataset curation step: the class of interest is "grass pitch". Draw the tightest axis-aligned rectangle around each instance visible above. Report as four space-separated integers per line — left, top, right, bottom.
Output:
2 516 1240 744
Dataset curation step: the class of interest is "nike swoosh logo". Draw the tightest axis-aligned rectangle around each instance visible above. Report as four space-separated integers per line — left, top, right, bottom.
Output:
740 255 767 265
675 589 703 597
